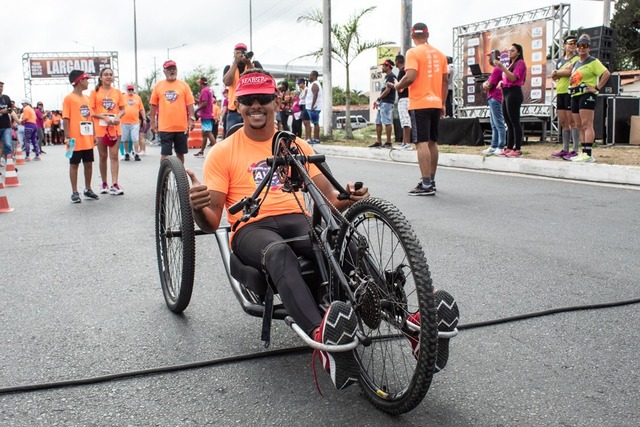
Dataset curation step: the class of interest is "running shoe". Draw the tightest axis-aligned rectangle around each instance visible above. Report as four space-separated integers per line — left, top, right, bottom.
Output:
83 188 99 200
408 182 435 196
406 289 460 372
124 153 130 161
496 149 512 157
368 142 382 148
482 147 496 156
551 149 568 158
71 192 81 204
382 143 393 149
110 183 124 195
494 148 504 156
562 151 578 160
313 301 359 390
35 156 42 161
570 152 595 163
134 153 141 161
399 143 413 150
100 182 109 194
193 151 204 158
506 149 522 158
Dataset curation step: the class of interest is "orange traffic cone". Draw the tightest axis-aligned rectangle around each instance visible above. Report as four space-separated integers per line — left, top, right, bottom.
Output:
14 143 26 165
0 181 13 213
4 154 21 187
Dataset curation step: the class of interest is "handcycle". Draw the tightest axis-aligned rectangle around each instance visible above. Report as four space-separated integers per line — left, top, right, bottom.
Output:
154 130 459 415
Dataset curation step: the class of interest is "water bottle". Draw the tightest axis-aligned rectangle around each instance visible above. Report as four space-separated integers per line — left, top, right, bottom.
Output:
65 138 75 159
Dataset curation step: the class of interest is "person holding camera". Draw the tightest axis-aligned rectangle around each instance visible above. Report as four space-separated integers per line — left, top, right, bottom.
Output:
222 43 262 133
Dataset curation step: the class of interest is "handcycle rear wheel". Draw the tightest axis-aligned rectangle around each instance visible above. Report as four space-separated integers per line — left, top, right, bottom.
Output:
336 198 438 415
155 156 196 313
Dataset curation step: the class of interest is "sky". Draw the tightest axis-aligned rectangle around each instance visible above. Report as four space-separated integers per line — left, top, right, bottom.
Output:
0 0 613 109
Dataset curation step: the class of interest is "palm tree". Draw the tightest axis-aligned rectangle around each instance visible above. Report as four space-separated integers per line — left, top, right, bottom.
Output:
298 6 392 139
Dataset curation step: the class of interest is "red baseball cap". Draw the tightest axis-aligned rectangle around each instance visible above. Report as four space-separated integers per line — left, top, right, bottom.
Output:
234 43 248 51
235 73 277 97
380 59 395 68
126 84 135 90
163 60 177 69
411 22 428 35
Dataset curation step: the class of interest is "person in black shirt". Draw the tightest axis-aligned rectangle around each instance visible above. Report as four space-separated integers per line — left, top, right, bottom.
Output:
222 43 262 133
369 59 397 148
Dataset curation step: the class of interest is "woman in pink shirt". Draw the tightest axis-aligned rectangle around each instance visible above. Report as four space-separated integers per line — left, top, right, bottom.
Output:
495 43 527 157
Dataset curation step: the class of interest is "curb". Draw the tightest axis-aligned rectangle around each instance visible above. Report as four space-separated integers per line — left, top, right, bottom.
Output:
313 145 640 187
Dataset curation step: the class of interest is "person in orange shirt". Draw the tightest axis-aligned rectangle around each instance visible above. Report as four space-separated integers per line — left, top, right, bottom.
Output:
62 70 99 203
150 60 196 164
19 99 41 161
51 111 62 144
212 97 221 142
91 67 125 195
121 84 146 160
44 115 52 145
395 22 448 196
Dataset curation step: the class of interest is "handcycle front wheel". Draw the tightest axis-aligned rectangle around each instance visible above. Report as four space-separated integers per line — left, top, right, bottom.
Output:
336 197 438 415
155 156 196 313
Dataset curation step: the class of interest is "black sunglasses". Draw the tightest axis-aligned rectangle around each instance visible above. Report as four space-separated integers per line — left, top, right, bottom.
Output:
237 94 276 106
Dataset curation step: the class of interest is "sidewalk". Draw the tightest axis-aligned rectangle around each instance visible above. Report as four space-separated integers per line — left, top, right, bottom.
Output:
314 145 640 187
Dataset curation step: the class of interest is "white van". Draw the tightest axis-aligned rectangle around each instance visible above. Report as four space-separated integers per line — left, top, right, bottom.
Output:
336 115 370 130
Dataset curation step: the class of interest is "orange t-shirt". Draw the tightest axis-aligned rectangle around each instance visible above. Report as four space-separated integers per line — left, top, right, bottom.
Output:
405 43 448 110
62 92 95 151
213 103 221 120
150 79 195 132
89 86 125 134
121 93 144 125
21 106 37 124
202 129 321 239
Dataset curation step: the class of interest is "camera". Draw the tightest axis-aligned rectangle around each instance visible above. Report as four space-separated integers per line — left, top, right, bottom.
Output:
243 51 254 60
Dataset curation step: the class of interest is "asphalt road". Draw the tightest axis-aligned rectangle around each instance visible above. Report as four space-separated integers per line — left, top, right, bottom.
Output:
1 145 639 426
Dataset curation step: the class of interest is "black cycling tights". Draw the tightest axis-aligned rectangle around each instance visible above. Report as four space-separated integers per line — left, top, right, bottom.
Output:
232 213 322 335
502 86 524 151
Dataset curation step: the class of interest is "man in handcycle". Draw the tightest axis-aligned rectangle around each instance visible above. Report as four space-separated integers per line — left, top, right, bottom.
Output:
187 69 370 389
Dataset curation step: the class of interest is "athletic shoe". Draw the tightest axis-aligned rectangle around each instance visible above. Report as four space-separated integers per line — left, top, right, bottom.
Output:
194 151 204 158
124 153 130 161
71 192 81 204
100 182 109 194
406 289 460 372
313 139 321 145
35 156 42 161
551 149 568 158
506 149 522 158
313 301 359 390
570 152 595 163
25 157 31 162
432 181 437 192
134 153 141 161
110 183 124 195
493 148 504 156
562 151 578 160
382 143 393 149
408 183 435 196
399 143 412 150
482 147 496 156
368 142 382 148
83 188 99 200
496 149 511 157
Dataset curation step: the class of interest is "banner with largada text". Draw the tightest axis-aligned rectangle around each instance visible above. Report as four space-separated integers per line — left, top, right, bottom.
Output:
463 20 547 107
29 56 112 79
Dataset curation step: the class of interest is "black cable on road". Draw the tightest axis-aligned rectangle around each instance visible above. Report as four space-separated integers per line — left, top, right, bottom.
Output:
1 297 639 396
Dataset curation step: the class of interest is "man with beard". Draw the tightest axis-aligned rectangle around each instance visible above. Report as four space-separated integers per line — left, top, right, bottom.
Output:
150 60 195 164
186 69 369 390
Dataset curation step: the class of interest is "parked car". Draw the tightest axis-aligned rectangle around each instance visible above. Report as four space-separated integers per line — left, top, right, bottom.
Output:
336 115 370 130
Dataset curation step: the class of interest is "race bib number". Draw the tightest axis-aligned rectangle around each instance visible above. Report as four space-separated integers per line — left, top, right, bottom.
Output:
99 114 116 127
80 121 94 136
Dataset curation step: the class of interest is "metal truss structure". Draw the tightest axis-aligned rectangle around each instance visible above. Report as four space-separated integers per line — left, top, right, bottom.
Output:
452 4 571 137
22 51 119 101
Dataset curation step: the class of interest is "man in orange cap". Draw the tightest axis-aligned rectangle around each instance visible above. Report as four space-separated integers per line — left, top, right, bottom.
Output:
186 69 369 390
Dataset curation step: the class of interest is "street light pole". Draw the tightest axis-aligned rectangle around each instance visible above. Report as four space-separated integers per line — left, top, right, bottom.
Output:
133 0 139 91
167 43 187 60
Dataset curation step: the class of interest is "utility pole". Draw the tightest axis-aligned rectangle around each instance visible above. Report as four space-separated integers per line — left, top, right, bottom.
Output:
322 0 332 138
133 0 139 91
603 0 611 26
400 0 412 54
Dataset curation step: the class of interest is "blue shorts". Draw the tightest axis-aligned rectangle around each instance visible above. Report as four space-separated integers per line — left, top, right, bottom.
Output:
375 102 394 126
201 119 213 132
308 109 320 125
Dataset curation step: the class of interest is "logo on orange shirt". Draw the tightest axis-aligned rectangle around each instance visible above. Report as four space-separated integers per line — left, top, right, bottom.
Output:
80 105 91 119
102 98 116 111
249 160 283 191
164 90 178 103
127 99 135 106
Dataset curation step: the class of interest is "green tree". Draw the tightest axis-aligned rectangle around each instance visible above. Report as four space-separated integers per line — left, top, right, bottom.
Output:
298 6 392 139
611 0 640 69
138 70 160 112
183 66 219 99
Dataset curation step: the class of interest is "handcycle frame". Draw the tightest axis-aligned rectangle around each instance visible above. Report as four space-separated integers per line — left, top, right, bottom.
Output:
155 130 458 414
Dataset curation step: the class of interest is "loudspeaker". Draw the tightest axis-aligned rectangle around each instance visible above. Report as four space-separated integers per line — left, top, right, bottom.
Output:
600 74 620 96
606 97 640 145
594 95 608 141
581 26 616 69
